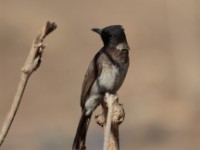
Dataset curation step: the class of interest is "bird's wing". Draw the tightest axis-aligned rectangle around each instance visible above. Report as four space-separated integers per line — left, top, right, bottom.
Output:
80 51 103 108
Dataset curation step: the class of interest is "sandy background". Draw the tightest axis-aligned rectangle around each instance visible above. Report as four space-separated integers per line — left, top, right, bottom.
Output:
0 0 200 150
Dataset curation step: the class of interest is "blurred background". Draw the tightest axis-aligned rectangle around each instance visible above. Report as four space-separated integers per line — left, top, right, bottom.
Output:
0 0 200 150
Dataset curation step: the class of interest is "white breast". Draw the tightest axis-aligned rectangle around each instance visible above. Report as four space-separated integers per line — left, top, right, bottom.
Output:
90 64 121 94
99 65 119 89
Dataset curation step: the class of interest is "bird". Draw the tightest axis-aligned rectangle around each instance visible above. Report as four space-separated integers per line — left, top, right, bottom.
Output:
72 25 130 150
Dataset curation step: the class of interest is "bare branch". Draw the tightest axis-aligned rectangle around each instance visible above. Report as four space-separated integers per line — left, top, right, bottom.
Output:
0 21 57 146
95 93 125 150
103 93 117 150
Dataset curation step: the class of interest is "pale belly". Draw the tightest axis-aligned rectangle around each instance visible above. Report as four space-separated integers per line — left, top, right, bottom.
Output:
85 63 128 115
85 65 123 115
91 64 125 95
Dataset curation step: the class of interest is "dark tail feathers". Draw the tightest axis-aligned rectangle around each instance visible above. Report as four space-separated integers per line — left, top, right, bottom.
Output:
72 112 91 150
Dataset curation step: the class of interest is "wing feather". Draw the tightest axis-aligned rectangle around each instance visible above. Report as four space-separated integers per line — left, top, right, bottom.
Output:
80 51 102 108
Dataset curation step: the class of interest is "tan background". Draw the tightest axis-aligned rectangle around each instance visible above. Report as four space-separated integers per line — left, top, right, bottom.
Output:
0 0 200 150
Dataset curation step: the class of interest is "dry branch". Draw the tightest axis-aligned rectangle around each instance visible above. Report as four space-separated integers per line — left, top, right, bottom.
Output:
0 21 57 146
95 93 125 150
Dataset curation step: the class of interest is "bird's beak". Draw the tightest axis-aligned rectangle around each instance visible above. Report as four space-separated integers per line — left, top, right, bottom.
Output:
91 28 102 35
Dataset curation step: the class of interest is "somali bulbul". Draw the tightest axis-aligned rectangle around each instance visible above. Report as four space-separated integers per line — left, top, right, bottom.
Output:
72 25 130 150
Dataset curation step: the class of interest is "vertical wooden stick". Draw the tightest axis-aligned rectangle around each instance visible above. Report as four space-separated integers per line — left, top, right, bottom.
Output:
103 93 116 150
95 93 125 150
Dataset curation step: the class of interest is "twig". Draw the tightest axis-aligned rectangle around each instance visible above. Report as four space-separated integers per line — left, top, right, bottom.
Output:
95 93 125 150
103 93 116 150
0 21 57 146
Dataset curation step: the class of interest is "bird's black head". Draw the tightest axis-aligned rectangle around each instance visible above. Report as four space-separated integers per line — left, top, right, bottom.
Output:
92 25 128 47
